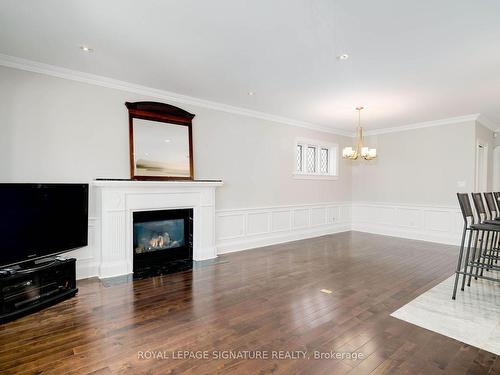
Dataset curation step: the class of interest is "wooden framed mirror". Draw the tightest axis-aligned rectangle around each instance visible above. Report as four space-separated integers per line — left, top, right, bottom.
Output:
126 101 195 180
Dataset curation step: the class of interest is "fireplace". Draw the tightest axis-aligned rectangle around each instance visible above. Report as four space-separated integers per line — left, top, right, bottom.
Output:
133 208 193 278
92 180 222 279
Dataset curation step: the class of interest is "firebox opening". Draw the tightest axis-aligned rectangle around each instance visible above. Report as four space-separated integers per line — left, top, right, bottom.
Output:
134 219 185 254
132 208 193 279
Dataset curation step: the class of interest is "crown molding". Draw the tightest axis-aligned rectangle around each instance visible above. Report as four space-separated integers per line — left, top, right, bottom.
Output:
476 114 498 132
1 53 494 139
363 114 481 136
0 53 353 137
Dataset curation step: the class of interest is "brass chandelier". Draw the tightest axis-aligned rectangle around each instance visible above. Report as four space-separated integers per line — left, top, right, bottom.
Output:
342 107 377 160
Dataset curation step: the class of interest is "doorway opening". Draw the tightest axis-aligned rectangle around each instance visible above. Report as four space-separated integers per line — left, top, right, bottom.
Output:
475 141 488 192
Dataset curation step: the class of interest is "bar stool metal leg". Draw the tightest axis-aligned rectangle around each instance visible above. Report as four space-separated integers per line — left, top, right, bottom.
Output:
452 225 468 299
475 230 487 280
460 229 474 292
467 229 481 287
481 231 490 275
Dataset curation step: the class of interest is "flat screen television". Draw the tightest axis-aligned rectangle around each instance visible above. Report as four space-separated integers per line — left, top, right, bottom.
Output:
0 183 89 267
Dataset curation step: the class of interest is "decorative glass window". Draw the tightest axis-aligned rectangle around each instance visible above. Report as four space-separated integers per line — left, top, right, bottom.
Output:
294 138 338 179
306 146 316 173
320 148 329 173
296 144 303 172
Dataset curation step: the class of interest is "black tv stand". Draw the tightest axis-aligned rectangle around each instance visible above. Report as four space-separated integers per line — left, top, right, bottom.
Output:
6 256 65 275
0 258 77 323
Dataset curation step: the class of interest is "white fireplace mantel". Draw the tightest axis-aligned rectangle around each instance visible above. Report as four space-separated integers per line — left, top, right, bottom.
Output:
92 180 223 278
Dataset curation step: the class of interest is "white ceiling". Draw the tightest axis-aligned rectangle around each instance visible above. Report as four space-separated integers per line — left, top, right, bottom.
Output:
1 0 499 131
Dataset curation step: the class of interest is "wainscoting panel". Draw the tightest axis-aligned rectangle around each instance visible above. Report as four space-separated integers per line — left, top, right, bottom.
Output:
217 213 246 240
327 206 340 224
377 207 395 226
340 205 352 223
216 203 352 254
271 210 292 232
247 212 270 235
424 210 451 233
293 209 309 229
351 202 462 246
310 207 327 226
396 208 422 229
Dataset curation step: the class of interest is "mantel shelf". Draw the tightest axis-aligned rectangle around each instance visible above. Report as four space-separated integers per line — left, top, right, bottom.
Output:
92 179 223 188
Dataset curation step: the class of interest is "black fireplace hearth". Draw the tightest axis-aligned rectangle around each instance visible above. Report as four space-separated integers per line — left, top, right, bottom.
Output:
133 208 193 279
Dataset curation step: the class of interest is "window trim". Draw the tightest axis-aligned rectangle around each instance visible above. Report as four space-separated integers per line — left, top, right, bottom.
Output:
293 137 339 180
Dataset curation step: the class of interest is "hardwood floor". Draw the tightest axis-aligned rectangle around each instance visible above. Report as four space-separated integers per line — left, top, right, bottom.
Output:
0 231 498 374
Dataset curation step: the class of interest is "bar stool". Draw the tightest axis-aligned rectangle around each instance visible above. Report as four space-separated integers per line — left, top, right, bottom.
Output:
452 193 500 300
470 193 500 278
494 192 500 213
484 192 500 266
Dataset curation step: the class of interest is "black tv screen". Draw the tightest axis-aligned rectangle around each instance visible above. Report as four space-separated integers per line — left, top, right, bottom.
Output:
0 183 89 267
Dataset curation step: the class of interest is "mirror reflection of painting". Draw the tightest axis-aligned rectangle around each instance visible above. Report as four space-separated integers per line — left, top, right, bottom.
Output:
134 219 185 254
133 118 190 178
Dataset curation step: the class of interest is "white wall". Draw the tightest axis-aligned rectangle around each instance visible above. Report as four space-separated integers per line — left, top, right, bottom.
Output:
494 129 500 191
0 66 353 210
351 121 476 206
0 66 357 277
475 122 495 191
347 122 478 248
0 65 486 273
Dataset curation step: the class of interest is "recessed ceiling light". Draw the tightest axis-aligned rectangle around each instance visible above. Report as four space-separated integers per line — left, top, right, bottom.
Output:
164 139 171 143
80 45 94 53
320 289 333 294
248 91 255 96
337 54 349 60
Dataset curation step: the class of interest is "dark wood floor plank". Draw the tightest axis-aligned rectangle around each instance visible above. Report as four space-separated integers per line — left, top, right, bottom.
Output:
0 231 497 375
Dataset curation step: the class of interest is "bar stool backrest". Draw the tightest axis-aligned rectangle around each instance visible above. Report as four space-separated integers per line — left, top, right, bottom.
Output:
471 192 488 222
457 193 475 227
484 192 497 219
494 192 500 212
